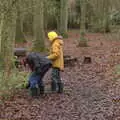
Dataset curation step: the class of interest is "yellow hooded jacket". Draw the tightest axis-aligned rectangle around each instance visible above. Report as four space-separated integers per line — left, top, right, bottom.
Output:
47 31 64 71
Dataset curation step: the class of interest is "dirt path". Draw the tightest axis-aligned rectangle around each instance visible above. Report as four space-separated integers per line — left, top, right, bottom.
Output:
0 32 120 120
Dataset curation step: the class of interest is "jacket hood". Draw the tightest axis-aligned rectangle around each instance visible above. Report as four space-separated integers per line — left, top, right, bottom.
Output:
48 31 58 42
52 36 63 46
58 38 63 45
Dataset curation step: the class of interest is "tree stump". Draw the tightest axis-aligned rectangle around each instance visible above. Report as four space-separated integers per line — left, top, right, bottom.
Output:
83 56 92 64
64 55 78 67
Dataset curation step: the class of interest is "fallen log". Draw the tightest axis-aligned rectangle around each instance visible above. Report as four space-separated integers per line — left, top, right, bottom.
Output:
14 48 27 57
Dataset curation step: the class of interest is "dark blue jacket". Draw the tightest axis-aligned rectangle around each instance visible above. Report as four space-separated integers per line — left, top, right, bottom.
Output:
26 52 52 74
26 52 52 88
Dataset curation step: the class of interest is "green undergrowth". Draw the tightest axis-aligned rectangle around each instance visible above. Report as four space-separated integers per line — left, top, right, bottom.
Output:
0 70 29 102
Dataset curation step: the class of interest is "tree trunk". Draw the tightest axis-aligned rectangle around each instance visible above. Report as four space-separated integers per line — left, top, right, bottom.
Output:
33 0 45 52
0 13 4 53
79 0 87 47
80 0 86 32
44 0 48 31
60 0 68 37
104 0 111 32
1 4 17 82
15 10 26 43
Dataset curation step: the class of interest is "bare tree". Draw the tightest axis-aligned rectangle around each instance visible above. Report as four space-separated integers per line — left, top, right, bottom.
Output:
33 0 45 52
0 13 4 53
1 0 17 82
60 0 69 37
15 1 26 43
79 0 87 47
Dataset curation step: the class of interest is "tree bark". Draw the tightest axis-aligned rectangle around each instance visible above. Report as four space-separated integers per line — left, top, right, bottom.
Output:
79 0 87 47
80 0 86 32
60 0 68 37
15 10 26 43
0 13 4 53
1 3 17 82
104 0 111 32
33 0 45 52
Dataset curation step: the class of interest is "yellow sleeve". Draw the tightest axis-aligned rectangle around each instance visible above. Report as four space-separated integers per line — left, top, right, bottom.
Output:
47 43 60 60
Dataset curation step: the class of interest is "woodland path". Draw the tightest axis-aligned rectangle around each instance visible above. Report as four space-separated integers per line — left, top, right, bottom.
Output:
0 32 120 120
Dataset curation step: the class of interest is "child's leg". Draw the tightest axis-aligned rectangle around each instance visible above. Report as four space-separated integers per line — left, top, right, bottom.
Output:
38 78 44 95
56 69 63 93
51 68 58 91
40 63 51 79
57 82 64 93
51 68 63 93
29 72 46 97
29 72 39 97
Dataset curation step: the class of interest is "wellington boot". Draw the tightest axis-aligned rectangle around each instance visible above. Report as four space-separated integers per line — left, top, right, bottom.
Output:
39 85 45 95
51 82 57 92
57 83 64 93
30 87 38 97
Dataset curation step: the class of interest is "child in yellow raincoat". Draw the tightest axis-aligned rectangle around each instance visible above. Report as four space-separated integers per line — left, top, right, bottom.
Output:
47 31 64 93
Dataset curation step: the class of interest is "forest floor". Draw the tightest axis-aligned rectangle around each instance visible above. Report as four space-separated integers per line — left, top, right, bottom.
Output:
0 31 120 120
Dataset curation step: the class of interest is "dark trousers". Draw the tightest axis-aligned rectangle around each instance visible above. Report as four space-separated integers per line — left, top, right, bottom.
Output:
29 72 43 88
29 63 51 88
40 63 51 79
51 68 63 92
52 68 61 84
